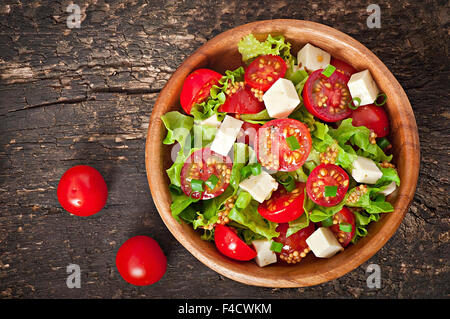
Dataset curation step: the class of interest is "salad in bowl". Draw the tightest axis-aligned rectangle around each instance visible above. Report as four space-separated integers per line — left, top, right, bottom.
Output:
160 34 400 268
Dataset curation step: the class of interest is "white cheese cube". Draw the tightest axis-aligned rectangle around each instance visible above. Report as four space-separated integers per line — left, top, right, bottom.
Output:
239 171 278 203
351 156 383 184
197 114 221 128
306 227 343 258
210 115 243 156
297 43 331 72
262 78 300 118
380 181 397 196
252 240 277 267
347 70 380 106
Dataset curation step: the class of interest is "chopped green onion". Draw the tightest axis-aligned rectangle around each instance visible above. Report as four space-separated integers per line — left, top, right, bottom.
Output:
278 175 296 192
324 185 338 197
377 137 391 149
286 135 300 151
321 216 334 227
348 97 361 110
250 163 262 176
235 191 252 209
374 93 388 106
322 64 336 78
240 166 252 180
205 174 219 190
190 179 204 192
339 222 353 233
270 241 283 253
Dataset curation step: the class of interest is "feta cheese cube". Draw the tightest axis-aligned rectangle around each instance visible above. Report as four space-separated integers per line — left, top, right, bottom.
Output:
347 70 379 106
351 156 383 184
210 115 243 156
297 43 331 72
239 171 278 203
252 240 277 267
380 181 397 196
306 227 343 258
197 114 221 128
262 78 300 118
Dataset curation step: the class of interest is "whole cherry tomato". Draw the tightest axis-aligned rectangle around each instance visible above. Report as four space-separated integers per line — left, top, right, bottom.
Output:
57 165 108 217
116 236 167 286
351 104 390 137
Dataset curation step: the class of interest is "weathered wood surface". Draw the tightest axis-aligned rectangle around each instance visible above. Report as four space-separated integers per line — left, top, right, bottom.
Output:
0 0 448 298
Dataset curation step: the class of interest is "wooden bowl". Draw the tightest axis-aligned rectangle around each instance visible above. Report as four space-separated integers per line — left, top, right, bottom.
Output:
145 20 420 287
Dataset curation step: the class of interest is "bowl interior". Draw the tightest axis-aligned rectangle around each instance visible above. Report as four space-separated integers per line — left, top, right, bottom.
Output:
146 20 420 287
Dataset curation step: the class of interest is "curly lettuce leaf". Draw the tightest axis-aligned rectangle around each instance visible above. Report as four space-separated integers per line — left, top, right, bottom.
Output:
238 34 294 63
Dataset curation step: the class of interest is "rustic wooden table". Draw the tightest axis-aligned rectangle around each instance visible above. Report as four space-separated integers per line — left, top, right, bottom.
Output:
0 0 448 299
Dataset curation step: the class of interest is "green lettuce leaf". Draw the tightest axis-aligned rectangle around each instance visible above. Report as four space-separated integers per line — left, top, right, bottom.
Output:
238 34 294 63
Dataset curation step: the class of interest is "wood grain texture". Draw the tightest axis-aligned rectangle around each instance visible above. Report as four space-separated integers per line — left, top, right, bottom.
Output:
0 0 448 297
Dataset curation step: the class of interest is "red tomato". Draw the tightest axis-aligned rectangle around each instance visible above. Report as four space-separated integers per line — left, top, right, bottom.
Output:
217 84 265 114
306 163 349 207
244 55 287 91
57 165 108 217
258 182 305 223
328 207 355 247
330 58 357 78
180 148 232 200
214 225 257 261
236 122 261 146
255 119 312 172
116 236 167 286
303 69 353 122
351 104 390 137
180 69 222 114
273 223 315 264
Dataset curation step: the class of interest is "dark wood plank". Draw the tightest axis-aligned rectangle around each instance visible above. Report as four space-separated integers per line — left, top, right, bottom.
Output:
0 0 448 298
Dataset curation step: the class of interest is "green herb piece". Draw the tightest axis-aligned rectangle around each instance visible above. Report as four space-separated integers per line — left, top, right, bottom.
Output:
250 163 262 176
205 174 219 190
348 97 362 110
377 137 391 150
270 241 283 253
240 166 252 180
286 135 300 150
190 179 204 192
322 64 336 78
278 175 296 192
339 222 353 233
324 185 338 197
321 216 334 227
374 93 388 106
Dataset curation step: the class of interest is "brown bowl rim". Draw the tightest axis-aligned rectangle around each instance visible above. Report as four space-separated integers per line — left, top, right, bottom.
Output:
145 19 420 287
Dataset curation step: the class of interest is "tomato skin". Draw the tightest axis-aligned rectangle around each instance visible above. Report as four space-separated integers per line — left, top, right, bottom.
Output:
116 236 167 286
237 122 261 146
245 55 287 91
328 207 355 247
351 104 390 137
255 119 312 172
330 58 357 78
303 69 353 122
217 84 265 114
214 225 257 261
57 165 108 217
180 69 222 114
273 223 315 264
306 163 349 207
258 182 305 223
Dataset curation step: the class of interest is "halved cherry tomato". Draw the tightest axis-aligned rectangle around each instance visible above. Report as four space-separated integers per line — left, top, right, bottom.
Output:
303 69 353 122
328 207 355 247
273 223 315 264
351 104 389 137
255 119 312 172
180 69 222 114
180 148 232 200
244 54 287 91
57 165 108 217
236 122 261 146
218 83 265 114
214 225 257 261
258 182 305 223
116 236 167 286
330 58 357 78
306 163 349 207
